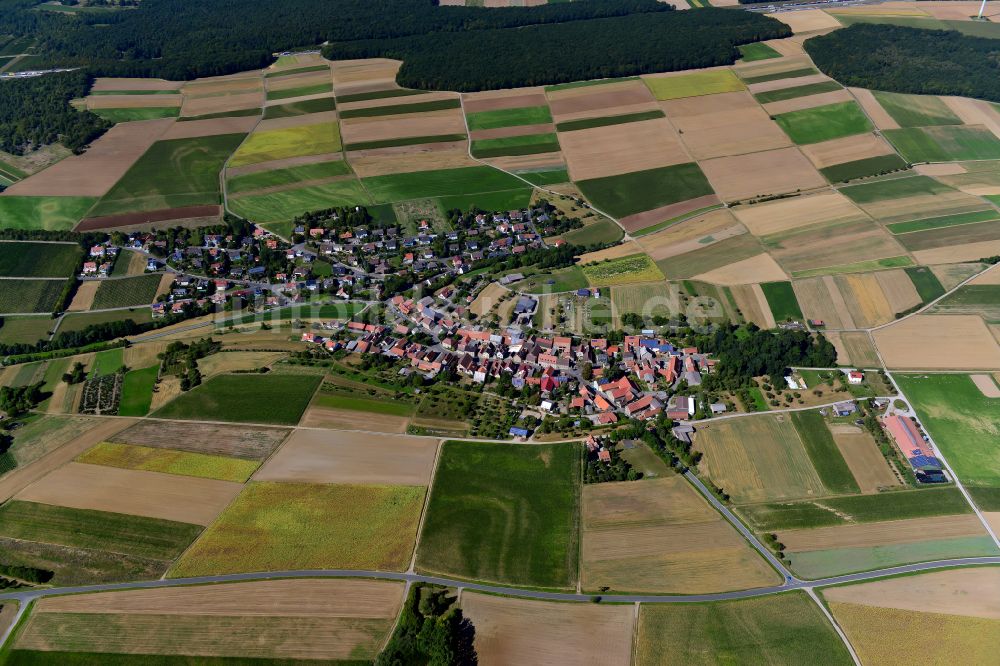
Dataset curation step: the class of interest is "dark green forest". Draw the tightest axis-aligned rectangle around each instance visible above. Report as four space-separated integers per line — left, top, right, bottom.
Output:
0 71 109 154
1 0 671 79
324 10 790 91
805 24 1000 102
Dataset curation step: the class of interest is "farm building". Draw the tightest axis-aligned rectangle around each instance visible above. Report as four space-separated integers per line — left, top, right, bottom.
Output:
882 414 944 477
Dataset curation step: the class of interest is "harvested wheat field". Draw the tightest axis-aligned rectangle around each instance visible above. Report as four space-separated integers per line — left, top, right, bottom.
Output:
299 405 410 433
847 88 899 130
198 352 286 379
348 148 477 177
340 109 466 145
462 89 547 114
637 209 744 262
781 515 988 553
731 284 777 328
933 262 988 290
547 80 656 119
875 314 1000 369
487 153 566 173
763 89 854 116
858 189 986 225
462 592 634 666
914 239 1000 265
67 281 99 311
16 462 242 525
559 118 689 181
579 241 644 264
734 53 815 78
745 73 832 96
182 91 263 117
693 252 786 286
0 417 131 503
330 58 401 92
876 269 922 314
943 96 1000 139
92 78 180 92
839 331 879 365
663 91 792 160
734 191 866 237
769 220 905 277
768 8 841 32
266 70 331 93
825 567 1000 619
160 115 259 140
801 133 897 169
87 94 183 110
582 477 779 594
700 147 827 203
254 429 437 485
824 331 851 364
19 579 403 661
3 119 173 197
122 341 168 370
109 420 290 460
829 423 901 493
971 373 1000 397
837 273 896 328
915 163 967 177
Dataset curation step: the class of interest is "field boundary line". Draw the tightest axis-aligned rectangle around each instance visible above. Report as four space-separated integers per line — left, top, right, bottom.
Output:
804 587 862 666
407 437 444 574
219 67 268 228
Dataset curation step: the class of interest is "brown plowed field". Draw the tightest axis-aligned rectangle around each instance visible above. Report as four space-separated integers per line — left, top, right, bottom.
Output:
914 239 1000 265
0 418 133 503
693 253 786 286
76 205 221 231
463 91 547 114
618 194 720 233
874 314 1000 369
824 567 1000 619
16 462 242 525
4 119 174 197
700 147 827 203
548 81 654 118
330 58 401 89
37 578 404 618
734 191 867 237
462 592 635 666
254 429 438 485
664 91 791 160
299 405 410 433
340 109 466 144
92 78 180 92
560 117 690 181
181 92 263 117
801 133 896 169
67 281 99 311
338 91 455 113
780 515 986 552
766 8 841 32
109 420 290 460
824 331 851 364
87 95 182 110
829 423 900 493
487 153 566 172
348 147 476 177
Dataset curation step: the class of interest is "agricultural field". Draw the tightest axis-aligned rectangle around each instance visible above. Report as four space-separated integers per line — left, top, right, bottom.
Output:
636 592 853 666
875 314 1000 370
871 91 961 128
760 281 803 322
77 441 259 483
582 476 778 594
930 284 1000 320
361 165 531 208
644 69 745 100
171 482 425 576
229 179 372 222
0 279 66 314
109 420 290 460
89 274 163 310
886 125 1000 163
580 253 664 287
416 440 581 588
0 242 80 278
575 162 715 223
463 592 635 666
773 101 873 145
466 105 552 131
152 373 321 425
229 122 341 167
0 315 55 345
117 365 158 416
13 579 403 663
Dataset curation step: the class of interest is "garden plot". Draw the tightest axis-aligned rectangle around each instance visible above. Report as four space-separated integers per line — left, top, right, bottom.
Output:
558 117 690 181
255 429 437 486
874 314 1000 369
661 91 791 160
699 147 826 203
582 477 778 594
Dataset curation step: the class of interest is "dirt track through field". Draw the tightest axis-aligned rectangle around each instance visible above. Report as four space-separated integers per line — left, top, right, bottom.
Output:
971 374 1000 397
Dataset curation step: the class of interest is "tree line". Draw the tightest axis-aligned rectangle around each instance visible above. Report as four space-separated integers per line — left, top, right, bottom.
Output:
805 24 1000 103
0 71 109 155
324 9 790 91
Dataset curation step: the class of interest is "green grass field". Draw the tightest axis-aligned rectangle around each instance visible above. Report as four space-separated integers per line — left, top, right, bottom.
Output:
738 42 781 62
931 284 1000 320
0 242 80 278
361 165 526 204
760 281 803 322
226 159 352 194
436 188 532 212
576 162 714 219
311 392 416 417
229 122 341 167
117 365 159 416
465 105 552 131
262 96 335 119
470 132 560 159
885 126 1000 163
170 482 425 576
522 266 589 294
887 209 999 234
791 411 860 495
344 133 467 151
515 167 570 186
91 274 162 310
753 81 842 105
895 373 1000 488
91 107 180 123
819 154 909 184
636 592 853 666
774 101 873 145
59 308 153 333
153 374 321 425
90 134 244 216
78 442 259 483
839 174 953 203
871 91 962 128
178 107 261 122
229 179 371 222
554 217 623 246
338 98 460 119
739 67 818 85
417 440 581 588
904 266 946 303
644 70 744 100
581 253 664 287
555 110 664 133
91 347 124 376
0 279 65 314
739 487 972 531
0 500 201 561
265 82 332 101
0 196 96 231
264 64 329 78
787 535 998 578
0 315 53 345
